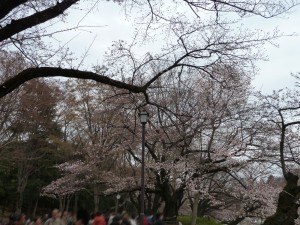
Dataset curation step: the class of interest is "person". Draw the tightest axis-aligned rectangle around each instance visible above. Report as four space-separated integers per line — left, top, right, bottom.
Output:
143 217 148 225
7 214 17 225
88 213 95 225
62 211 73 225
128 214 136 225
44 209 64 225
109 216 121 225
75 210 89 225
106 213 115 225
61 212 68 225
16 214 26 225
33 217 43 225
153 213 163 225
43 214 49 224
120 215 130 225
92 212 106 225
146 213 152 225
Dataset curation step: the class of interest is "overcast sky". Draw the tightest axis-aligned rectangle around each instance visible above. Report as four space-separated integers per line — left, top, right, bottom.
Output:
54 1 300 94
249 7 300 93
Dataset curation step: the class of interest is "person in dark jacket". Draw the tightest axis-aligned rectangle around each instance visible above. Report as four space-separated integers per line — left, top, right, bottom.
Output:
110 216 122 225
153 213 163 225
75 210 89 225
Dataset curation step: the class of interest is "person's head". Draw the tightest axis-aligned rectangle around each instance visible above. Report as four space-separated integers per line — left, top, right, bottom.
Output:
130 214 136 220
52 209 60 219
75 210 89 225
95 212 102 217
34 217 42 225
17 214 26 225
90 213 95 220
63 211 68 218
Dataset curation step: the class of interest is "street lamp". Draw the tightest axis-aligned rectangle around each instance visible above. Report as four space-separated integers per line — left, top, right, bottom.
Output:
139 111 149 225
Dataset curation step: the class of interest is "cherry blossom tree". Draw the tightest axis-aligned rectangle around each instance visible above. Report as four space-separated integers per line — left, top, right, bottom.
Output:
42 79 143 212
250 89 300 225
40 63 293 223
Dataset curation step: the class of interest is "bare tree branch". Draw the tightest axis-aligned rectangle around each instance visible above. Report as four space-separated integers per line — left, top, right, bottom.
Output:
0 67 146 98
0 0 79 42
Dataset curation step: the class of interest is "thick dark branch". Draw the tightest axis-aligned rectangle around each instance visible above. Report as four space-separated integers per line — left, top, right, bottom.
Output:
0 0 79 42
279 105 300 112
0 67 145 98
0 0 28 20
284 120 300 128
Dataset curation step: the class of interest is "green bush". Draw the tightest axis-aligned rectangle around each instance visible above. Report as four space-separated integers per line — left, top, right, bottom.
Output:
177 215 223 225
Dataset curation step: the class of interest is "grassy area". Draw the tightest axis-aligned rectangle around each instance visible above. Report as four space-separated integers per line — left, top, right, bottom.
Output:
177 215 223 225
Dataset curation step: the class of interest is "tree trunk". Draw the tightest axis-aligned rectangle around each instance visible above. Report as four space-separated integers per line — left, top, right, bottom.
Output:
164 196 177 218
191 192 200 225
66 194 72 212
162 187 183 225
94 195 100 212
32 198 39 218
73 193 78 214
59 197 63 211
16 191 23 213
16 162 29 213
263 172 300 225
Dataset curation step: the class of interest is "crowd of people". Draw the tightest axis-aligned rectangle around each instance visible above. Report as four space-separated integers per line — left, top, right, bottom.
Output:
0 209 164 225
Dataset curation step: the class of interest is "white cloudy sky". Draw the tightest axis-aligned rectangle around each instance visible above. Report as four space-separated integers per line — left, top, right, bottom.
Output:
52 1 300 94
248 8 300 93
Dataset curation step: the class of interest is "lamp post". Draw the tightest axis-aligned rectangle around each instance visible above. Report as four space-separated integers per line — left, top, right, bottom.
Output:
115 194 121 213
139 111 149 225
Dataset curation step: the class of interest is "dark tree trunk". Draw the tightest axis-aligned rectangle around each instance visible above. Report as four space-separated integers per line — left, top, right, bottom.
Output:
147 193 161 214
197 199 210 217
263 172 300 225
161 185 183 225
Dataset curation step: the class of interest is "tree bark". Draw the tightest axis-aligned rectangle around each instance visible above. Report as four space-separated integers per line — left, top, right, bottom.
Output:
191 192 200 225
162 187 183 225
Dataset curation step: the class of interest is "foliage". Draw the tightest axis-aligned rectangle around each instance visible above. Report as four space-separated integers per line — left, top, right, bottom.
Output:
177 215 222 225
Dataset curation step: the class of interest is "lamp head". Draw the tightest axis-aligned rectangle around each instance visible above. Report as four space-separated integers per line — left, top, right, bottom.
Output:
139 111 149 124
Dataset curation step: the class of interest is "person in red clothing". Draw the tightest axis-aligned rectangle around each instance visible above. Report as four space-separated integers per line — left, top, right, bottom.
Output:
93 212 106 225
143 216 148 225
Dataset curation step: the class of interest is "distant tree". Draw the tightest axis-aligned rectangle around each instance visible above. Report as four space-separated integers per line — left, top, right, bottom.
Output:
0 51 27 151
0 78 71 212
